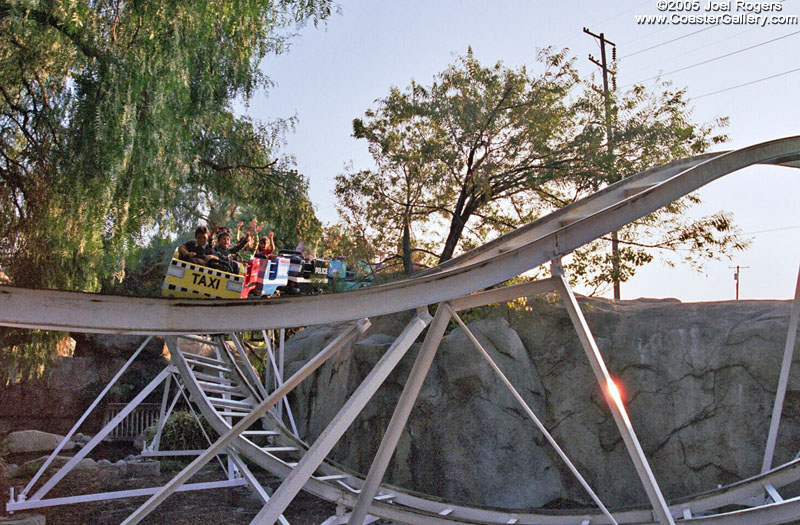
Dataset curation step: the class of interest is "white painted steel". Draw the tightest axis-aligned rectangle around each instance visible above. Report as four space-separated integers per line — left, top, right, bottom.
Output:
555 277 674 525
6 479 248 512
122 321 369 525
152 372 173 451
448 305 618 525
5 137 800 523
18 336 153 499
349 306 451 525
28 366 173 503
762 265 800 473
261 329 299 437
2 138 798 335
249 312 432 524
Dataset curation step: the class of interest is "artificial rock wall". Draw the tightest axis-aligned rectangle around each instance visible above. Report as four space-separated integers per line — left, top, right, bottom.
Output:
284 296 800 509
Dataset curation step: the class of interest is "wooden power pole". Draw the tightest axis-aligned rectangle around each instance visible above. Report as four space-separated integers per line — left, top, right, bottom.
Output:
584 27 620 299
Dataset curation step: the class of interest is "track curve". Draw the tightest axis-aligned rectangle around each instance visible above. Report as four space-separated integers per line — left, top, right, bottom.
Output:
3 136 800 524
1 136 798 334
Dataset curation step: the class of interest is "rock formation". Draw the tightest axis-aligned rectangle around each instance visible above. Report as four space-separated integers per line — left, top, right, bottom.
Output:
284 296 800 509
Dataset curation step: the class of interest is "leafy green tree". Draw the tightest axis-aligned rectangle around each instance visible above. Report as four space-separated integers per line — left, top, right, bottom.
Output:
337 49 746 295
338 48 581 269
0 0 332 380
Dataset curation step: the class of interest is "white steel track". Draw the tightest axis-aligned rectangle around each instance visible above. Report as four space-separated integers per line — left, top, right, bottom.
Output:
1 137 798 335
3 136 800 524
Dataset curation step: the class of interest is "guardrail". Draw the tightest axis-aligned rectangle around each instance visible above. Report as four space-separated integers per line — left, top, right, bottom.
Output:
102 402 162 441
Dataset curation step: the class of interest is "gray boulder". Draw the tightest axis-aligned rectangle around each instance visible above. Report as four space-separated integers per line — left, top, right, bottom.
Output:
1 430 75 454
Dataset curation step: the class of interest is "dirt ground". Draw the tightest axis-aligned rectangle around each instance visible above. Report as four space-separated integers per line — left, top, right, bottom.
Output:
1 457 340 524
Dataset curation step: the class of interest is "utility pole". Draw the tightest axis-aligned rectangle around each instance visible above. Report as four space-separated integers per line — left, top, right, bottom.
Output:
584 27 621 299
729 265 750 300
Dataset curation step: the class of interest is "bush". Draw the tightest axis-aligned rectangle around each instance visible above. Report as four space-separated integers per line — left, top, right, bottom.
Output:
145 410 217 451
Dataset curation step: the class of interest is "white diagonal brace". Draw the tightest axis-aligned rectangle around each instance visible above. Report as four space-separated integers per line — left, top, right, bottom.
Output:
250 309 433 525
151 372 173 451
349 305 451 525
554 277 674 525
227 449 291 525
21 335 154 498
262 329 299 437
31 365 174 501
762 265 800 473
448 306 618 525
122 320 368 525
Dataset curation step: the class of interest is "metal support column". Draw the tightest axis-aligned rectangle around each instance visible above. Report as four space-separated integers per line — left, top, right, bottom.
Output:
29 366 174 502
123 321 369 525
250 311 432 525
762 265 800 473
349 306 450 525
554 274 674 525
448 306 618 525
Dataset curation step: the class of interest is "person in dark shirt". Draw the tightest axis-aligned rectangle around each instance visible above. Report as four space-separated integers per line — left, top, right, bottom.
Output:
178 226 219 266
210 230 250 273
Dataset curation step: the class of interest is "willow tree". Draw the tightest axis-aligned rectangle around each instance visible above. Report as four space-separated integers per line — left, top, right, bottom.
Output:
0 0 332 380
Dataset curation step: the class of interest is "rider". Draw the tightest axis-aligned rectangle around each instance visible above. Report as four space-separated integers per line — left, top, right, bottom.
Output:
210 230 249 273
177 226 219 267
254 231 276 259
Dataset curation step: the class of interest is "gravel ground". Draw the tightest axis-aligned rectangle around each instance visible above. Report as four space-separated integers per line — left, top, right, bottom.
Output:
1 458 340 524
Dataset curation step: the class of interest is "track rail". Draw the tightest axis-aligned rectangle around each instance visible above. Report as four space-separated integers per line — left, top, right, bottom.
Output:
3 136 800 524
1 137 798 334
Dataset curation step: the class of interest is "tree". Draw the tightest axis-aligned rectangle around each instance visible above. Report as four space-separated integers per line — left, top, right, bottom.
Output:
338 48 582 268
0 0 332 381
337 49 746 293
554 77 742 295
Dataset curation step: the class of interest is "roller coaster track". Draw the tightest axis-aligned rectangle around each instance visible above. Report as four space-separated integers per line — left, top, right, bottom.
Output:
3 136 800 524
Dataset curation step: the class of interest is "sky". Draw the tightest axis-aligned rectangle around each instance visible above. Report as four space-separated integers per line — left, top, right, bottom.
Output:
244 0 800 302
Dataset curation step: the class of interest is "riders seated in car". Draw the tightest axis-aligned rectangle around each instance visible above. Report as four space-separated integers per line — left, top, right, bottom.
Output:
207 230 247 274
178 226 220 266
254 231 276 259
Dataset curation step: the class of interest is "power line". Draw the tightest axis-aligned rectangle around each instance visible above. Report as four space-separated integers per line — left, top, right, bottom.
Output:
741 225 800 235
691 66 800 99
620 26 717 59
620 30 800 87
554 1 652 50
621 25 758 79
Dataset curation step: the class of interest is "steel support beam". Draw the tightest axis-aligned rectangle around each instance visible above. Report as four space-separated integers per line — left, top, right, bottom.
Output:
448 306 618 525
122 320 369 525
349 305 451 525
762 265 800 473
29 366 174 502
250 310 432 525
554 277 674 525
19 336 153 499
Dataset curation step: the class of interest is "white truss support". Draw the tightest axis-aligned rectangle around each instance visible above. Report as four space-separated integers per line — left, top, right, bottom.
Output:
7 479 248 512
349 306 451 525
762 265 800 473
29 366 174 502
765 483 783 503
144 375 183 455
554 277 674 525
262 330 299 438
250 310 433 525
448 306 619 525
151 372 173 451
174 377 229 473
226 448 291 525
229 332 268 400
122 320 369 525
19 335 154 499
